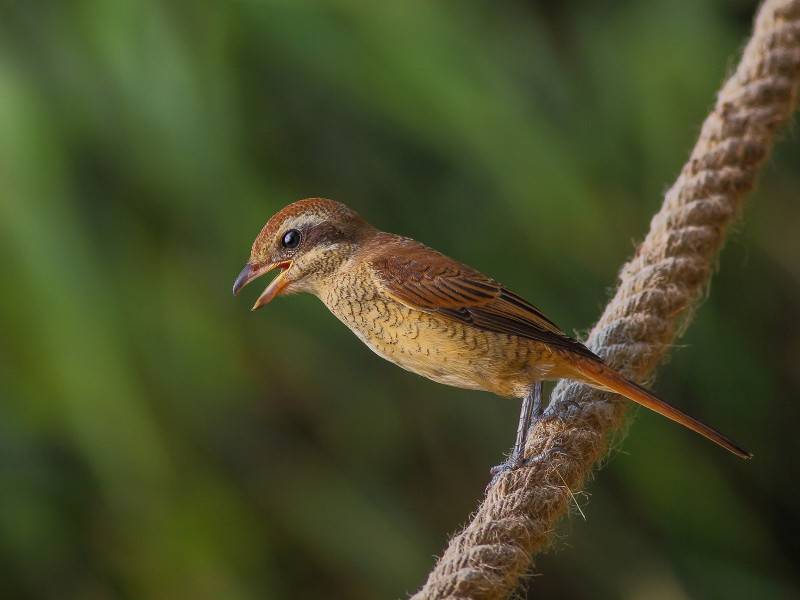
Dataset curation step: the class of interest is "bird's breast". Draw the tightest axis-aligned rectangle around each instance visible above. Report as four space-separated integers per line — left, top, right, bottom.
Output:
318 269 558 397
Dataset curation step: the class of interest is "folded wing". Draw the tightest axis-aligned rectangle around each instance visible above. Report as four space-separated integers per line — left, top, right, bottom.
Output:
368 236 598 360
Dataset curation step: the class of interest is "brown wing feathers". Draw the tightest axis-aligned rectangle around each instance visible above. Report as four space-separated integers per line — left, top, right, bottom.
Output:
367 237 752 459
370 238 598 359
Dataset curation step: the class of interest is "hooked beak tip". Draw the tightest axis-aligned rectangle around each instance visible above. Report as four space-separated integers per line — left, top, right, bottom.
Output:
232 263 255 296
233 260 293 310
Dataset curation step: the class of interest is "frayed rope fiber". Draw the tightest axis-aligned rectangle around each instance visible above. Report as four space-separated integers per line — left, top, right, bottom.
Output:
412 1 800 598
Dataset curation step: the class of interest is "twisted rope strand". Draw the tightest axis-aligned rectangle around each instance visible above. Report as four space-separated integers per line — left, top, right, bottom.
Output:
412 1 800 598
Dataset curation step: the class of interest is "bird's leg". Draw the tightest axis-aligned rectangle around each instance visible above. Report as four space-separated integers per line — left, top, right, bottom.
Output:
531 380 544 420
489 382 543 480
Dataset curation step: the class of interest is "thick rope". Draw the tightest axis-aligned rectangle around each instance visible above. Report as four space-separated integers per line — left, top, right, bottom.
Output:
412 1 800 598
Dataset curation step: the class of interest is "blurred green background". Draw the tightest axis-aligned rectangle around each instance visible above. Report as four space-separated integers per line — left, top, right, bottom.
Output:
1 0 798 598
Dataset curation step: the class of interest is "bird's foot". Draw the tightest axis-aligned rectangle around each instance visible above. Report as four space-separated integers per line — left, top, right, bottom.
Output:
486 450 545 491
489 451 523 478
487 383 547 491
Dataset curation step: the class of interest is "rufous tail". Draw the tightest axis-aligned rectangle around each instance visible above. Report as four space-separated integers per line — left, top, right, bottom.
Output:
573 358 752 459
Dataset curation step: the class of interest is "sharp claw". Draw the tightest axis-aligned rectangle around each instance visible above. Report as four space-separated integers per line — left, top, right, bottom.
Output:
486 451 523 490
486 451 548 492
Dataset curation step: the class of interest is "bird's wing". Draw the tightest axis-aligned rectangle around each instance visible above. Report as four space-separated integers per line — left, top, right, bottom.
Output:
368 237 598 359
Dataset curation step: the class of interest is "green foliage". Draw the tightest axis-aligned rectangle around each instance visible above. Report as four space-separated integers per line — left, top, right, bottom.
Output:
0 1 797 598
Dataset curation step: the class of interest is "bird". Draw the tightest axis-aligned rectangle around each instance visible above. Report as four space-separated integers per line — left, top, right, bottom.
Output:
233 198 751 473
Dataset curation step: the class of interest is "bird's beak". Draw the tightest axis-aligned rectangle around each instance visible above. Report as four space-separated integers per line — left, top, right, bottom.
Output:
232 260 293 311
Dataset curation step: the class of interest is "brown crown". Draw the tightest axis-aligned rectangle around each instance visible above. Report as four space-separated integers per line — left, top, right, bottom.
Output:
251 198 365 259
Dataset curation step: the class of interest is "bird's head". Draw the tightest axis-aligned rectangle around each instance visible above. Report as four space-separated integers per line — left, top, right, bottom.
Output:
233 198 373 310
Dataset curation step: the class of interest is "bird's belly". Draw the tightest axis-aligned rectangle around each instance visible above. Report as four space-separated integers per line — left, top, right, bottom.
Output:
322 292 557 397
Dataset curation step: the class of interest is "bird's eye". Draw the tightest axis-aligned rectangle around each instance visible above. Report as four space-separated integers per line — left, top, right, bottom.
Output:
281 229 301 249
